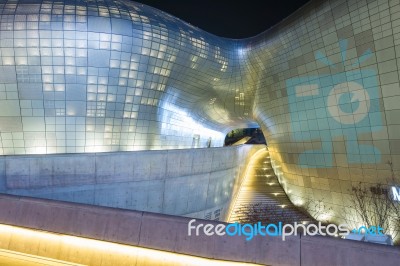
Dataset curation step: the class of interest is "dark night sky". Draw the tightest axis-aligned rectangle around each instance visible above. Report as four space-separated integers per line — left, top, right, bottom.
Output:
133 0 311 38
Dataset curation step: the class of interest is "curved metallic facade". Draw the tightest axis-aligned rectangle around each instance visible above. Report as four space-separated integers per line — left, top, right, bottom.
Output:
0 0 258 154
1 0 400 225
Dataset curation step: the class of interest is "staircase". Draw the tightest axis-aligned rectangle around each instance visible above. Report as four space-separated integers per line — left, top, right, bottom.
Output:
228 147 314 224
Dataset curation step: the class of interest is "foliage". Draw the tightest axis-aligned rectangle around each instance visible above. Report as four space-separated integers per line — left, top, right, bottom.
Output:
300 198 333 224
347 161 400 244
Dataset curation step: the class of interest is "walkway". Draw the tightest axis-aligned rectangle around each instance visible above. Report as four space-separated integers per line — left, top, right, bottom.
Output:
228 147 314 224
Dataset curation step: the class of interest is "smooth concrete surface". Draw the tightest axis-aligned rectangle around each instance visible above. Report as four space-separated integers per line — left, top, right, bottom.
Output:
0 194 398 266
0 145 262 221
300 235 400 266
0 194 296 266
0 225 261 266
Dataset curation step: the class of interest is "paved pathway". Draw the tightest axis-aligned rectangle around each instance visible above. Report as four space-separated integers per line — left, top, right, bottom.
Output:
228 147 314 224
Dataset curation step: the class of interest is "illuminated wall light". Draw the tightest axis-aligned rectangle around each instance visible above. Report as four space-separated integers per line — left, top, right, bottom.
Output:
97 78 107 86
64 15 74 22
110 60 119 68
87 76 97 84
43 84 53 91
55 85 65 92
15 40 26 47
42 75 53 83
168 55 176 62
35 147 47 154
3 58 14 65
107 95 115 102
77 68 86 75
125 96 133 103
130 63 139 71
16 57 28 65
88 94 96 101
136 82 143 89
153 67 160 74
76 40 87 49
160 68 171 77
98 86 107 94
28 49 40 56
220 62 228 72
120 61 129 69
67 110 76 116
141 47 150 55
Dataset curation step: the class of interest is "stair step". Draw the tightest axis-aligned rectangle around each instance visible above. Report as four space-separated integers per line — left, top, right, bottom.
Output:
228 150 314 224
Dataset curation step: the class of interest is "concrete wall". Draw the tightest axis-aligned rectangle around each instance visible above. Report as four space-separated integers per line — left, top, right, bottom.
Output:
0 194 398 266
0 145 263 221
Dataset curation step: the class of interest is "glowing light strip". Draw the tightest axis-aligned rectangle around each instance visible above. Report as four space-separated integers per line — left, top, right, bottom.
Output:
0 248 83 266
0 224 261 266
